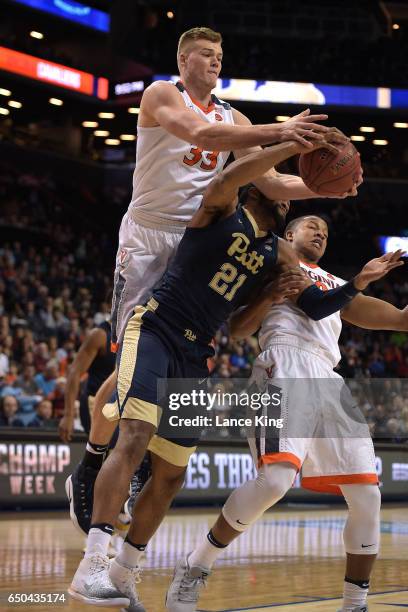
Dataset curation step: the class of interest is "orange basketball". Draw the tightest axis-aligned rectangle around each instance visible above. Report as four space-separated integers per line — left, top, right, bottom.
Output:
298 142 361 196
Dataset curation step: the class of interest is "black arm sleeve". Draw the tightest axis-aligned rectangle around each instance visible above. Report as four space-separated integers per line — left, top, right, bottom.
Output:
297 281 360 321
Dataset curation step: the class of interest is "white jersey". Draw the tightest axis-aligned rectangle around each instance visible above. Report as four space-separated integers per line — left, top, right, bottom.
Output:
258 261 346 367
128 81 234 230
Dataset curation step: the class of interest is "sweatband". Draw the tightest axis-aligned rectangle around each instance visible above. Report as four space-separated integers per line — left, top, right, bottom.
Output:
297 281 360 321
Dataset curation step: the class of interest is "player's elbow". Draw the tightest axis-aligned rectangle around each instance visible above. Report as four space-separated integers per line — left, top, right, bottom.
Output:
202 175 233 212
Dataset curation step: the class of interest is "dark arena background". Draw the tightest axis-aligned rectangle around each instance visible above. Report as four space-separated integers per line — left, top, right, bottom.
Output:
0 1 407 611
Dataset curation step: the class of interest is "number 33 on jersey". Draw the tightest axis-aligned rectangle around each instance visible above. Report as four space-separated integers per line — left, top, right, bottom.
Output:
130 81 234 227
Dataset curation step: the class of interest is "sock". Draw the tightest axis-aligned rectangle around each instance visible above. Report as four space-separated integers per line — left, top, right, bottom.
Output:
85 524 114 556
343 577 369 610
82 441 109 469
188 530 228 569
116 538 146 567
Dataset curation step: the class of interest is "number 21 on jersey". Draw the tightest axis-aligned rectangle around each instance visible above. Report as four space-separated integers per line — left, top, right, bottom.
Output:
183 146 220 171
209 263 247 302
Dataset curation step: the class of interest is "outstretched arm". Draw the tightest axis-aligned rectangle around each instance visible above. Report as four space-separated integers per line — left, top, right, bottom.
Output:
292 250 405 321
140 82 330 151
230 250 405 339
189 141 303 228
190 129 343 228
232 108 361 201
341 294 408 330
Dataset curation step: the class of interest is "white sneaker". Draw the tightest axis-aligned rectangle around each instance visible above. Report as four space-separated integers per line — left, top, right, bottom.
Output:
108 532 126 557
109 557 146 612
68 544 130 607
165 554 211 611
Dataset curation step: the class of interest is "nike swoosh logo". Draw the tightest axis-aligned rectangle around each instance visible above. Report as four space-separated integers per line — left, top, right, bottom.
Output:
236 519 248 525
361 543 375 548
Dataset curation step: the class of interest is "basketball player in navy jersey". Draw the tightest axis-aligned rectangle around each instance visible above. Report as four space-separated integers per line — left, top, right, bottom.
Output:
69 133 380 610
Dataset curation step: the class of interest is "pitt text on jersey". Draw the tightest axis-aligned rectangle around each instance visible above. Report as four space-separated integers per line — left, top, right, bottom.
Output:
208 231 264 302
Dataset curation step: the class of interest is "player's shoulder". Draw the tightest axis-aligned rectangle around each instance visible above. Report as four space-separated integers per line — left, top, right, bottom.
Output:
210 92 232 111
229 105 251 125
90 325 108 342
143 80 180 100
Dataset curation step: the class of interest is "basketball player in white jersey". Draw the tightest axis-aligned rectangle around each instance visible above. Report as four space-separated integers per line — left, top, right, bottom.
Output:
67 25 359 539
111 26 353 354
166 211 406 612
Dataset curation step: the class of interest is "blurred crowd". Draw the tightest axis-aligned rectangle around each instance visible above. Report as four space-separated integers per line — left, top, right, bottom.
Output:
0 161 407 442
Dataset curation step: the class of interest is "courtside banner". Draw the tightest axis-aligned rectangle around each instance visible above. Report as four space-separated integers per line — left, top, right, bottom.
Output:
0 46 108 99
0 434 407 508
154 74 408 109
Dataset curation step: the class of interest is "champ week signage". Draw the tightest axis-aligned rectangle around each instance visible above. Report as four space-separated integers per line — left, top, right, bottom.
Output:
0 442 70 499
0 436 407 508
0 46 108 99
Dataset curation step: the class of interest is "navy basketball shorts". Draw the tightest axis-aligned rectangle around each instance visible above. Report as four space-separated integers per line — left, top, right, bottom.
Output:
104 302 211 467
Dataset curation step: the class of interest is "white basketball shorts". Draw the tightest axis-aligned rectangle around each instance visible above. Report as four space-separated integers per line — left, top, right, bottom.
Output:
248 338 378 495
111 212 183 349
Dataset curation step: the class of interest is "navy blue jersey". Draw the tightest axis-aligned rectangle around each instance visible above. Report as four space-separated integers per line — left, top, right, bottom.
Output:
151 206 278 345
86 321 115 395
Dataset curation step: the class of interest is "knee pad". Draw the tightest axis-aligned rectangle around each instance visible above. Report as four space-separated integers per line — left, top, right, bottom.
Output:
341 484 381 555
222 463 297 532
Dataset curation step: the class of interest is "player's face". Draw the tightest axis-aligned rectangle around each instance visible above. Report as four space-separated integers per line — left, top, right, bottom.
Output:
264 198 290 233
272 200 290 227
181 40 223 89
293 217 329 262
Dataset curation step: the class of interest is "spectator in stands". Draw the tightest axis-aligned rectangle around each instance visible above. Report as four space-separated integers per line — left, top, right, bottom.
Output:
0 160 406 445
0 342 10 379
0 395 24 427
14 364 40 395
27 399 58 429
34 361 58 398
4 361 18 385
229 345 251 376
50 376 66 418
34 342 50 372
397 355 408 377
385 417 407 441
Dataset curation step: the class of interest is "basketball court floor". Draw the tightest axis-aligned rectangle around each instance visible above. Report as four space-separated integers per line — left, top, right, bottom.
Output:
1 505 407 611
